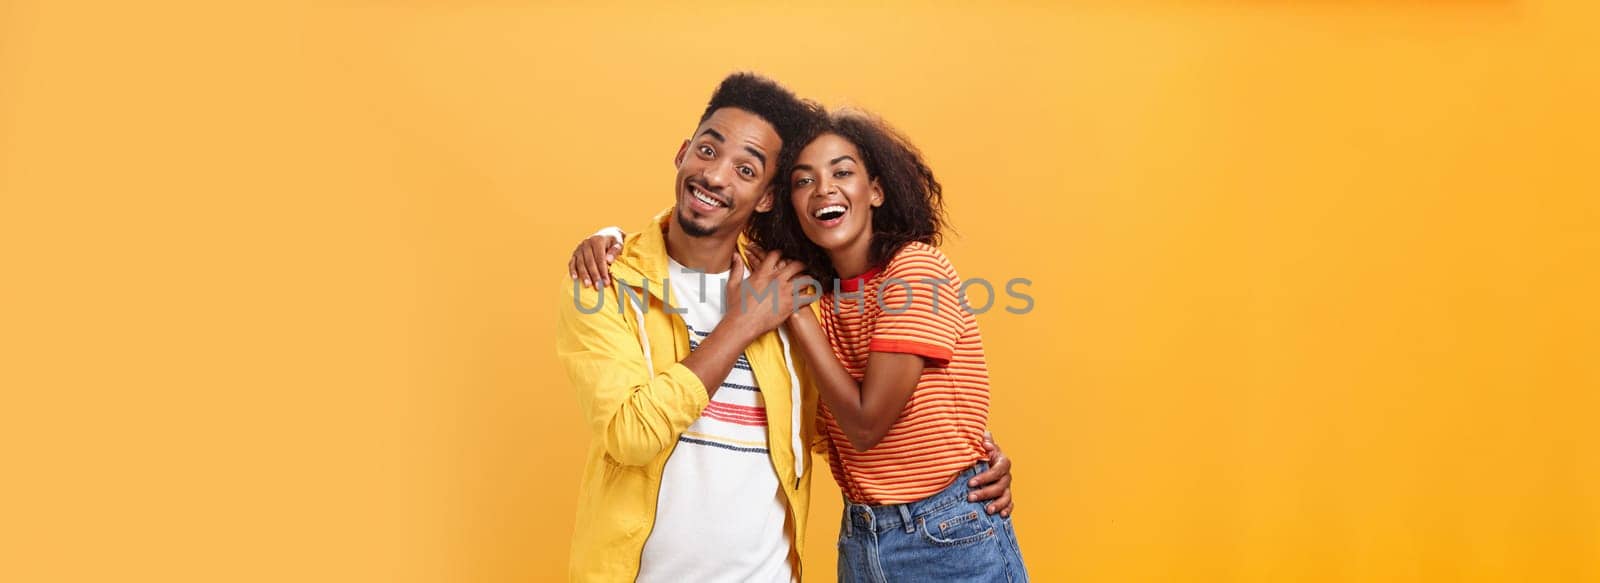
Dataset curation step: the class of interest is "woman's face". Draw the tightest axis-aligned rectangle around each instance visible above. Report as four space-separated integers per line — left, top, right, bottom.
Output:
788 133 882 254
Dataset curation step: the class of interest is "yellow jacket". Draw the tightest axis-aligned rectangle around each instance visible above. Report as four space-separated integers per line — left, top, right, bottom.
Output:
555 209 819 581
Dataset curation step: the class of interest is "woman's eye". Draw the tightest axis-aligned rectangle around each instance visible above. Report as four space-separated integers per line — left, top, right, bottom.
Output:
834 170 853 178
794 177 812 186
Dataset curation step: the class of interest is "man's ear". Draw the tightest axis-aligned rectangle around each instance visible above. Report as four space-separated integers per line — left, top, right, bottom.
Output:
674 139 689 167
870 177 884 208
755 184 776 213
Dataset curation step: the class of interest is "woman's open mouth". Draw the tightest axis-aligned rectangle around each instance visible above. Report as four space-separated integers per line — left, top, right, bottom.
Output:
811 204 848 228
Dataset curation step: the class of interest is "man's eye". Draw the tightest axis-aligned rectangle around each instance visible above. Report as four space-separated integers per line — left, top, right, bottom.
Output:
739 166 755 178
698 145 714 157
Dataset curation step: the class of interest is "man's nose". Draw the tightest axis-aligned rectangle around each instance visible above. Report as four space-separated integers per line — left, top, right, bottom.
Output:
702 159 734 189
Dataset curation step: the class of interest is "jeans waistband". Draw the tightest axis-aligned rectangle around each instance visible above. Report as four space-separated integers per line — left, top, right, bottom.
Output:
843 461 988 535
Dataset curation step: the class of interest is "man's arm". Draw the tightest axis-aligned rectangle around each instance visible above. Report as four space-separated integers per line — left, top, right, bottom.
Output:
676 252 790 394
556 276 712 466
556 250 810 466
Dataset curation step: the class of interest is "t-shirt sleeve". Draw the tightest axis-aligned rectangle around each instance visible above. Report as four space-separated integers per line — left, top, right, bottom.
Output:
869 247 966 366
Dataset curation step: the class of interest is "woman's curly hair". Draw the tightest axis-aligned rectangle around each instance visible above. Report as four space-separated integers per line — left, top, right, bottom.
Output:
750 107 947 283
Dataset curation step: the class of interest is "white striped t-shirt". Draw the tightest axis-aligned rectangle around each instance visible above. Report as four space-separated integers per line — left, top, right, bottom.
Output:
635 259 792 583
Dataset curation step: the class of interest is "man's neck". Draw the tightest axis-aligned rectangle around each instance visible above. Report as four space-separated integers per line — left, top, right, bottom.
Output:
664 219 740 273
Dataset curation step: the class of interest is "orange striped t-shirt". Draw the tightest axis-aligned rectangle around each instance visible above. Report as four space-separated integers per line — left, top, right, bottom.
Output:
816 242 990 504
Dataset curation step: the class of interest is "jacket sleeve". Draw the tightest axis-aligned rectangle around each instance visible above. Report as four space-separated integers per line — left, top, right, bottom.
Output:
788 343 832 457
811 417 832 456
556 277 709 466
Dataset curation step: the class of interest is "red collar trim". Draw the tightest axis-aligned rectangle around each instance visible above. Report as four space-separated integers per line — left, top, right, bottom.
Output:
836 265 884 292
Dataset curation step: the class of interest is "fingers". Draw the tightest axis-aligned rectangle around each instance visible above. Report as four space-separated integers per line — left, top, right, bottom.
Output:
573 243 595 289
968 472 1011 512
970 435 1014 516
578 242 596 288
995 488 1013 518
576 241 601 288
590 236 618 264
775 257 807 281
739 247 763 274
983 432 1008 474
585 237 613 287
967 446 1012 514
757 252 808 312
734 241 763 267
758 249 782 276
727 250 745 290
989 449 1011 477
793 288 821 308
969 455 1009 489
570 235 622 290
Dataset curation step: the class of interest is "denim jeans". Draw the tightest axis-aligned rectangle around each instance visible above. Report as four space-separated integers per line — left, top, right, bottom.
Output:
837 462 1029 582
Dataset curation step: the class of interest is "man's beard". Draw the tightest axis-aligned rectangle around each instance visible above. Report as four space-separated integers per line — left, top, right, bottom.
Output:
676 205 719 238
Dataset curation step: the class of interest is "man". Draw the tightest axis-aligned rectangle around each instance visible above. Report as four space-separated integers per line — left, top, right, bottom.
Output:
555 73 1011 582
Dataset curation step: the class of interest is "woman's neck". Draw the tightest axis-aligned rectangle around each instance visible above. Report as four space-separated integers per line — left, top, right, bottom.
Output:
826 231 875 280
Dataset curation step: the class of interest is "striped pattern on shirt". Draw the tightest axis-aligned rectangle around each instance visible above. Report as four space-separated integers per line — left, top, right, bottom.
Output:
816 242 990 504
681 324 770 454
637 260 791 583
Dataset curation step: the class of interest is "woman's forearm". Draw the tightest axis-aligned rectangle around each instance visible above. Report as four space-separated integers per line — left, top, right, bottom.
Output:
786 313 921 451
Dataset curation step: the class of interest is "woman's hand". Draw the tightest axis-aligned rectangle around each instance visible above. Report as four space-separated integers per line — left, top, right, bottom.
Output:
567 230 623 289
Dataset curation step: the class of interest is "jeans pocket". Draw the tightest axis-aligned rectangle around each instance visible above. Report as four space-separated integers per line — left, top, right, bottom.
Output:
918 507 997 547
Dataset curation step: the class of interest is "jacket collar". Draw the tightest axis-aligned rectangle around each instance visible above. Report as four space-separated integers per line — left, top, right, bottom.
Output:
611 207 754 301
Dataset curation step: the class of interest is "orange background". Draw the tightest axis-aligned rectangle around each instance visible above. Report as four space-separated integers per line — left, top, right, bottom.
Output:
3 1 1597 581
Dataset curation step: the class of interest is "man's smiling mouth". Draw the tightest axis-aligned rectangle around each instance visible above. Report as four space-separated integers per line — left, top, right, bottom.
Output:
689 183 729 209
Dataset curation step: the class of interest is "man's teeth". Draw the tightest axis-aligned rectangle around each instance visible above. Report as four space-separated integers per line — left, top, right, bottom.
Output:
692 188 725 208
814 205 847 219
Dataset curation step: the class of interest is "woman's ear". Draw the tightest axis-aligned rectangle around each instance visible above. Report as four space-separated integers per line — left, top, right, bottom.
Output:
870 177 884 208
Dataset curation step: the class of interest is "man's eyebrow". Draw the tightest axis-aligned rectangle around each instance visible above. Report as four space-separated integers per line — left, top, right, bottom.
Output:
743 146 768 169
830 155 856 166
696 128 726 143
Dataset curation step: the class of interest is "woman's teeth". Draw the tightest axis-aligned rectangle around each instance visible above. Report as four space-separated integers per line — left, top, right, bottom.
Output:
815 205 847 220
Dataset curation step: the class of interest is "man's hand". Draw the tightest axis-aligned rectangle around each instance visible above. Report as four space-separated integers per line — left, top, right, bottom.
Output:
722 250 810 339
676 250 810 394
966 431 1014 517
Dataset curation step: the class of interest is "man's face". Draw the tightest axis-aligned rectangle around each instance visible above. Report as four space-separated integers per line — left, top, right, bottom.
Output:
672 107 781 238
